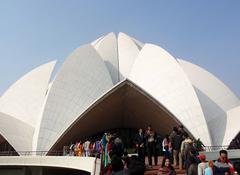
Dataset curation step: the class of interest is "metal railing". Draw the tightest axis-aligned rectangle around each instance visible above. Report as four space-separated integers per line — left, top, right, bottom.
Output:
1 145 240 156
202 145 240 152
203 145 229 152
0 151 63 156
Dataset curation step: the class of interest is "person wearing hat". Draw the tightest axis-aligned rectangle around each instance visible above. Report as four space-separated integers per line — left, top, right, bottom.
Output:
198 154 207 175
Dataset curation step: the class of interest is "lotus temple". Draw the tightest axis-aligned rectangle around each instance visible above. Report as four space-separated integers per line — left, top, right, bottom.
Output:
0 32 239 174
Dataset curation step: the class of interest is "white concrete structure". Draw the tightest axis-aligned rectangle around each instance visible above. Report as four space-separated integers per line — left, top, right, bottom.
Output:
0 61 56 127
201 149 240 160
0 32 239 157
0 61 56 152
35 44 113 152
0 156 100 175
118 32 141 80
0 112 34 152
223 106 240 146
178 59 240 146
129 44 211 145
92 32 119 84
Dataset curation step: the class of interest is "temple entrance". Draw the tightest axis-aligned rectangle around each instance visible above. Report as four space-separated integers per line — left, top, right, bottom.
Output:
89 128 137 149
49 80 185 152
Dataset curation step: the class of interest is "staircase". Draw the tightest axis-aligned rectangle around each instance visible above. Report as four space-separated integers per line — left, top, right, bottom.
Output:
144 156 185 175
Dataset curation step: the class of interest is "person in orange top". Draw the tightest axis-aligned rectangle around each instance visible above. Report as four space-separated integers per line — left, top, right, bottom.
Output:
79 141 84 156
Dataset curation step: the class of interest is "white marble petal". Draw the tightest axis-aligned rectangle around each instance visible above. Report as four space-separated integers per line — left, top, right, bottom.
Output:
0 61 56 127
178 59 240 145
93 32 119 84
0 112 34 152
118 32 141 80
129 44 211 145
36 44 113 151
223 106 240 145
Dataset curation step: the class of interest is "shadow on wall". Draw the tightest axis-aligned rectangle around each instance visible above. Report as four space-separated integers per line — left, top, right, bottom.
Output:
194 87 227 146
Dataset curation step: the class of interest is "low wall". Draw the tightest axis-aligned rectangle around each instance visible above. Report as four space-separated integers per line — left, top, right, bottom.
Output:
201 149 240 160
0 156 101 175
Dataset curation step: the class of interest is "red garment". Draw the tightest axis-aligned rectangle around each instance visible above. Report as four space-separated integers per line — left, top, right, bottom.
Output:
107 142 111 152
158 166 176 175
217 158 236 173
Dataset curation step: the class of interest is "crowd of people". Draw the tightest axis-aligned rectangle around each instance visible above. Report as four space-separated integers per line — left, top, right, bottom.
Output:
156 150 238 175
63 139 101 157
62 125 239 175
63 132 145 175
134 125 239 175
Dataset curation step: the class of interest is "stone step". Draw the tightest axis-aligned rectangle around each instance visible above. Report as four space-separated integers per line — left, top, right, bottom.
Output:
144 156 186 175
144 166 185 175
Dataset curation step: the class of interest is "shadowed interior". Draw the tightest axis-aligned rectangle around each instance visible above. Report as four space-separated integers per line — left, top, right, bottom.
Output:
50 80 183 151
0 135 17 154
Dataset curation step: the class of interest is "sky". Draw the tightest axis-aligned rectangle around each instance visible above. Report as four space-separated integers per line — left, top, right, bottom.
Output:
0 0 239 97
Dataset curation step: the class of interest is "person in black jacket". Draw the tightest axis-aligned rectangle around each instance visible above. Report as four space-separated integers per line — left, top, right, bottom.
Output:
213 150 236 175
134 128 145 164
145 125 157 166
172 131 183 166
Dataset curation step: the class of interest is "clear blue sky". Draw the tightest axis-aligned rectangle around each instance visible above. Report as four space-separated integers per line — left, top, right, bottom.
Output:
0 0 239 97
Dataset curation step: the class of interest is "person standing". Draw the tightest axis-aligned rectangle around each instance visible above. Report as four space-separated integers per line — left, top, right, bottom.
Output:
214 150 236 175
162 135 171 159
187 150 198 175
102 132 111 167
205 160 214 175
198 154 207 175
83 140 90 157
184 139 195 174
69 143 75 156
155 133 162 163
169 127 178 164
145 125 157 167
134 128 145 164
172 131 182 166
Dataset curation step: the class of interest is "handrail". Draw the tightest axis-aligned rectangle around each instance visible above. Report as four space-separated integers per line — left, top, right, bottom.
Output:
1 145 240 156
0 151 63 156
203 145 229 152
202 145 240 152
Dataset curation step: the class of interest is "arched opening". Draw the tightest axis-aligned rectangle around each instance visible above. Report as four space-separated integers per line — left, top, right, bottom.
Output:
49 80 189 152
